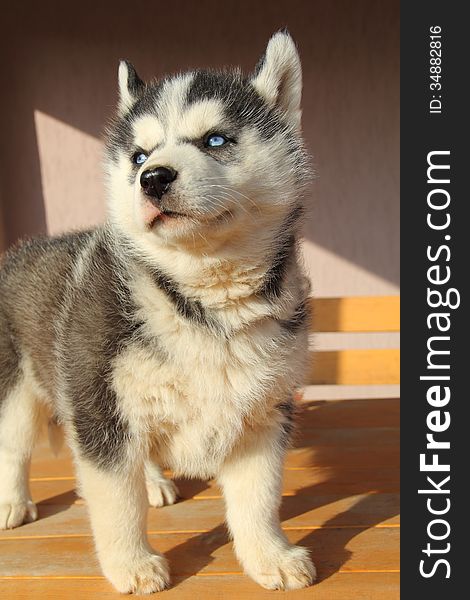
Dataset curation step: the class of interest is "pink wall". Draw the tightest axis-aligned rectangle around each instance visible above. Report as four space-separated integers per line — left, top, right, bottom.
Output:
1 0 399 297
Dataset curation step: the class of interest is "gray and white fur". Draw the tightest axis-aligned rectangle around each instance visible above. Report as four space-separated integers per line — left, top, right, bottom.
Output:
0 31 315 593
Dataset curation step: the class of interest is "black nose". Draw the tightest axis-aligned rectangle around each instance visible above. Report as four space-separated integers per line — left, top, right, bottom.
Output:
140 167 178 200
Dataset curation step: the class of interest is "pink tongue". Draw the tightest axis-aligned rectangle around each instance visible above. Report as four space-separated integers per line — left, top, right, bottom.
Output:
142 200 162 226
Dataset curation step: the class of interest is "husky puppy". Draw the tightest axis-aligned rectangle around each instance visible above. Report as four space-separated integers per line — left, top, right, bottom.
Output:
0 31 314 593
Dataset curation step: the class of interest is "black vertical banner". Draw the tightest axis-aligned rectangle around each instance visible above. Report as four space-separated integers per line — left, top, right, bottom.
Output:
401 3 467 598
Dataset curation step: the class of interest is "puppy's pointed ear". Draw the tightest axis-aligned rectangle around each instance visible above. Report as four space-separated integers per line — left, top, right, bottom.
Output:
251 30 302 128
118 60 144 114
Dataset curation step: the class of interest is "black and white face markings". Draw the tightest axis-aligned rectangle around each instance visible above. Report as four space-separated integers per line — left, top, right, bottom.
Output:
105 45 310 250
107 68 284 164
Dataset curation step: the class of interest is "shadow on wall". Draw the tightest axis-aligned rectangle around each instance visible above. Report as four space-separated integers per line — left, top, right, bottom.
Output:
0 0 399 292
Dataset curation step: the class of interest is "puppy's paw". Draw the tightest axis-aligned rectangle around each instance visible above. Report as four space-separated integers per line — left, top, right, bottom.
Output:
146 477 179 508
0 500 38 530
247 544 316 591
104 552 170 594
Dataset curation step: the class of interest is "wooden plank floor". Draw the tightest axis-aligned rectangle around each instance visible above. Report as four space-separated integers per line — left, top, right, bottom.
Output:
0 397 400 599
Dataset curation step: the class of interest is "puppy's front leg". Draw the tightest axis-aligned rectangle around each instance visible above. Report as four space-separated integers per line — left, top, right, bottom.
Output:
76 457 170 594
218 426 316 590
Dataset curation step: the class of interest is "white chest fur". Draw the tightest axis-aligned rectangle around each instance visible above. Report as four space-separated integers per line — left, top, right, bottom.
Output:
110 273 306 478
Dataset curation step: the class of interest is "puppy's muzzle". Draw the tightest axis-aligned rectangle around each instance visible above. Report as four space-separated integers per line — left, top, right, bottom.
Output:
140 167 178 201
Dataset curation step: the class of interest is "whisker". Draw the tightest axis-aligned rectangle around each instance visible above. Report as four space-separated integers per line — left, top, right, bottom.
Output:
208 191 250 216
207 185 262 214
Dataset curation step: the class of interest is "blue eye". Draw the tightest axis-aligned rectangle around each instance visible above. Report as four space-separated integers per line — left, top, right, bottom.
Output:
132 151 148 165
206 134 228 148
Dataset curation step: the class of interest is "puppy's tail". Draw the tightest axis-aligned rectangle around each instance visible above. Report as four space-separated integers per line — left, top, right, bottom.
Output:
48 417 65 456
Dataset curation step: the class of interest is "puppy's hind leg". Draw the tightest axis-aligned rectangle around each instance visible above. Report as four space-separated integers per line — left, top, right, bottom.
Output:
145 459 179 507
0 374 42 530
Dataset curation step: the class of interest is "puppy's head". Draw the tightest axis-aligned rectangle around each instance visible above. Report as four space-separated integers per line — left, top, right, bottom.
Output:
105 31 310 256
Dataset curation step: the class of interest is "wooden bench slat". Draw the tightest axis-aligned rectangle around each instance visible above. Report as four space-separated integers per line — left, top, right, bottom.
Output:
311 296 400 332
0 572 401 600
0 493 399 539
308 349 400 385
29 462 400 507
0 528 399 577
